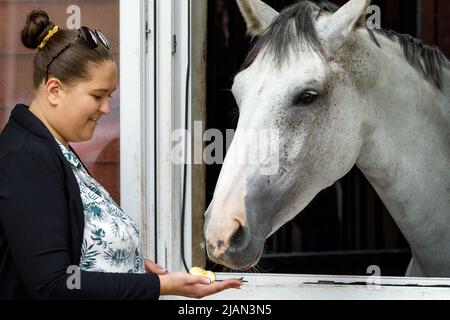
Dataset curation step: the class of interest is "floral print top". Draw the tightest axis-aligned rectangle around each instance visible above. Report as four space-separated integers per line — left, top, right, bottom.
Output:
57 140 145 274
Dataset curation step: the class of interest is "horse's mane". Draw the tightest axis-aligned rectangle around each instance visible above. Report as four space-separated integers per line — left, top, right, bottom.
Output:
376 29 450 90
240 0 450 90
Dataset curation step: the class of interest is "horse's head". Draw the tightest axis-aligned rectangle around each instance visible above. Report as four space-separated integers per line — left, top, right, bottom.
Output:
205 0 373 270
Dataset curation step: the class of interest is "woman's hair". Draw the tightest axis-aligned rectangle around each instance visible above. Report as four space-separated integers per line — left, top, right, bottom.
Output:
21 10 113 88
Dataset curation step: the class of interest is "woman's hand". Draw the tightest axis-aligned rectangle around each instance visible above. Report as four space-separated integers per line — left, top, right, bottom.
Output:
158 272 242 299
144 259 168 275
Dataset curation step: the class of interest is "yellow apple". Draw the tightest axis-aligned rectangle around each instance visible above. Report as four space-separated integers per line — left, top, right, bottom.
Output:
189 267 216 283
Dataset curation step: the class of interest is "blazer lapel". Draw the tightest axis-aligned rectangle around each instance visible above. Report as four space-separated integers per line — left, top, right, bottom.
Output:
11 104 85 264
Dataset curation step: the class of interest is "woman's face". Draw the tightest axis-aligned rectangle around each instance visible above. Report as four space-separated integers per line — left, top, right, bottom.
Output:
50 60 118 144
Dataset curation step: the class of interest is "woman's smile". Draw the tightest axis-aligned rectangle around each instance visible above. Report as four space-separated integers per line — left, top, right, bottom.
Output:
89 116 99 124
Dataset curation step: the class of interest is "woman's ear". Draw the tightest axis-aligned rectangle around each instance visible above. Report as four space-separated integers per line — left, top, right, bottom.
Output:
44 78 63 106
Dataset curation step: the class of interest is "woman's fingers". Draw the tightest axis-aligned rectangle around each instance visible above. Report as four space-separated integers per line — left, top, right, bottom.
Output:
159 272 243 298
187 277 243 298
212 279 243 291
144 259 168 275
196 279 243 298
187 274 212 285
221 279 243 289
187 274 243 288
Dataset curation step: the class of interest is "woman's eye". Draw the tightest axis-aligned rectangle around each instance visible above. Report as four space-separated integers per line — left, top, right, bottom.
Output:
92 95 102 100
294 90 319 105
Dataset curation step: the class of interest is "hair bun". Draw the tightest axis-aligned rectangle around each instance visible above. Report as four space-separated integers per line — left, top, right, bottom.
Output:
21 10 55 49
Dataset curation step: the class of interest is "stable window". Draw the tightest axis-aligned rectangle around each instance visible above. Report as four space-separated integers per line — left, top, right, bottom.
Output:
119 0 450 299
0 1 121 202
206 0 419 278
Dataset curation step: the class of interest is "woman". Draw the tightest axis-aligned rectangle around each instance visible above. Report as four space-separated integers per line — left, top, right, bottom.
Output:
0 10 241 300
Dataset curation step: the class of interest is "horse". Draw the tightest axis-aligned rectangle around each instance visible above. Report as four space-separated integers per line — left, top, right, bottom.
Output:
204 0 450 277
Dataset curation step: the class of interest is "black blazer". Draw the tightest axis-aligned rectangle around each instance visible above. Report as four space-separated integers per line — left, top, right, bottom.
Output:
0 104 160 300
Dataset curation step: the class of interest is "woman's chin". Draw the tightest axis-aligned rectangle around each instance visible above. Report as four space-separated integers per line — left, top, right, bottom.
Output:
75 131 95 143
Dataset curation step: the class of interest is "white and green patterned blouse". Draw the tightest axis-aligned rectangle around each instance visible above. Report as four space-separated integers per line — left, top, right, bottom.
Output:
57 140 145 274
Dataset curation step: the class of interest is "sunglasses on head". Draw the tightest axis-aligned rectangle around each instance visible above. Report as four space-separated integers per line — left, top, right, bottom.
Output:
45 26 111 83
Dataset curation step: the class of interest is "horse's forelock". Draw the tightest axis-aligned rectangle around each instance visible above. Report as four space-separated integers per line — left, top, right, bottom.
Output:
240 1 338 71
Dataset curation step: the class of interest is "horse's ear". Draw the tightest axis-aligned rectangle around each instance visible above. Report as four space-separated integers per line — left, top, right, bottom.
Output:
319 0 371 43
236 0 279 36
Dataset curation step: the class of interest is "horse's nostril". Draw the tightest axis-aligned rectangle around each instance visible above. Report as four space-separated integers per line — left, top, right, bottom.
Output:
229 224 246 250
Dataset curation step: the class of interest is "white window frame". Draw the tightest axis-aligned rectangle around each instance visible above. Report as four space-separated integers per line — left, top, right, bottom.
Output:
119 0 156 261
203 273 450 300
153 0 192 273
119 0 450 300
120 0 191 270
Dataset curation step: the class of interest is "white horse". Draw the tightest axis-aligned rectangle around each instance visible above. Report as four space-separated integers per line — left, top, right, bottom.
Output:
204 0 450 277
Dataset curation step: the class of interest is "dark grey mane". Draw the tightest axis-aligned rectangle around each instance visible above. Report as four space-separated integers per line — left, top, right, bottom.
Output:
240 0 450 90
376 29 450 90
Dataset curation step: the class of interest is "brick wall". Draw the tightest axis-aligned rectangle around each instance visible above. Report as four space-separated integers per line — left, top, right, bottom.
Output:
0 0 121 203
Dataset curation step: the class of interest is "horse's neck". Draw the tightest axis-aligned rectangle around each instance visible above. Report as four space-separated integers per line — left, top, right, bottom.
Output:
355 33 450 276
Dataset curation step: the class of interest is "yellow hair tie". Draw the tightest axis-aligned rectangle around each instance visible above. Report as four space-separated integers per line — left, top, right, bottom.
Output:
38 26 59 50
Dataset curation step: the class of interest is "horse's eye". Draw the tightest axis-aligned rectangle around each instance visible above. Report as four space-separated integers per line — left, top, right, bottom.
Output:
294 90 318 105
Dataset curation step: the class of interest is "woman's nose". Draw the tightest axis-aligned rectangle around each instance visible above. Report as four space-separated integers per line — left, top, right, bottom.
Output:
99 99 111 115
